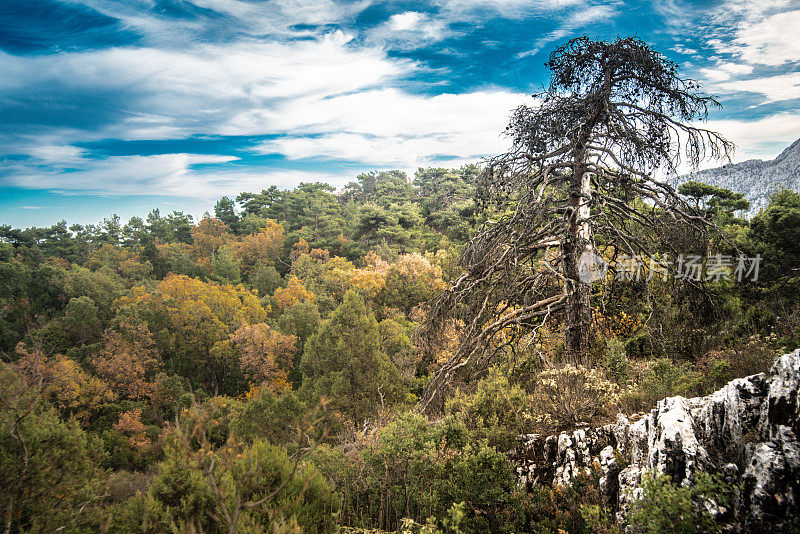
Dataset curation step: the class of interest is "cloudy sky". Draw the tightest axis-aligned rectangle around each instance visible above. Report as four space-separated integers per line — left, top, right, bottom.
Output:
2 0 799 227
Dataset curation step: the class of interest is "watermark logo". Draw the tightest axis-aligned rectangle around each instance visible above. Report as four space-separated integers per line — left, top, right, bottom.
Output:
578 252 761 283
578 249 609 283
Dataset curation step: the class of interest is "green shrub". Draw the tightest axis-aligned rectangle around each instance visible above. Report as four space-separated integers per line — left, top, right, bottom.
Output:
230 387 309 445
526 469 609 534
148 439 338 533
444 368 535 449
627 472 729 534
603 338 630 385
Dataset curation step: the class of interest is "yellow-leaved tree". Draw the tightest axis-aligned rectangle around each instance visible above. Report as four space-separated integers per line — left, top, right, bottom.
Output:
233 220 285 280
230 323 296 392
273 275 315 314
93 319 161 400
118 274 267 395
191 217 231 267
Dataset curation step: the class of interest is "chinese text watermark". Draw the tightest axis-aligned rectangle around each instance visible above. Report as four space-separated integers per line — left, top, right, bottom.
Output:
579 252 761 283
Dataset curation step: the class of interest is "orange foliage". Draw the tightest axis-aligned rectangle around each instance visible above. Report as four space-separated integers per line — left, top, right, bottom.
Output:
379 253 446 315
191 218 231 265
233 221 285 277
153 273 268 333
85 244 152 279
291 238 310 263
273 275 314 313
310 248 330 261
14 344 116 424
596 310 643 338
319 256 356 301
93 320 160 400
113 408 150 450
45 257 71 269
230 323 296 389
348 251 389 300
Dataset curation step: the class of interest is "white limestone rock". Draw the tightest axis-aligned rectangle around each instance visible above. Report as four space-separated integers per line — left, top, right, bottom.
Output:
511 350 800 529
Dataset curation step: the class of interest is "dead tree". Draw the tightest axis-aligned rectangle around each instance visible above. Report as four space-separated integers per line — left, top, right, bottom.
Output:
419 37 733 413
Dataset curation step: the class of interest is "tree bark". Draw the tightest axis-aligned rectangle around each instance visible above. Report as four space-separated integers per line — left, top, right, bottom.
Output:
563 148 593 359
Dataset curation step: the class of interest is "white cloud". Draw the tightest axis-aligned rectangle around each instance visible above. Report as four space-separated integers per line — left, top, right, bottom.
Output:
366 11 451 49
717 71 800 103
0 29 532 198
705 112 800 161
389 12 425 31
3 150 354 201
3 154 238 197
700 62 754 82
70 0 370 44
25 145 87 166
732 9 800 66
704 3 800 67
437 0 583 18
0 32 411 142
253 89 524 165
516 4 616 58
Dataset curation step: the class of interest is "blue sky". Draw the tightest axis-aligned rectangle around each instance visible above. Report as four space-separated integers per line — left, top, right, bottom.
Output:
1 0 799 228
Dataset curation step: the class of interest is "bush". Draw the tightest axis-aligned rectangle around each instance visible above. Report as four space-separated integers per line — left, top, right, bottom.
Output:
526 469 609 534
148 438 338 533
445 368 535 449
229 387 309 445
316 410 526 532
603 338 630 385
619 359 685 414
627 472 729 534
533 365 619 430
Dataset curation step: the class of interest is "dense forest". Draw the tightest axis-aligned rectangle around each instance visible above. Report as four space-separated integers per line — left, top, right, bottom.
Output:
2 38 800 534
2 164 799 533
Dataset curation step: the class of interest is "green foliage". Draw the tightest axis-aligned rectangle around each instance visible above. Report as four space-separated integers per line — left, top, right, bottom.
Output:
253 262 284 297
379 318 416 380
603 338 630 385
278 301 322 347
0 365 105 533
230 388 309 445
744 188 800 296
678 180 750 222
316 410 525 533
445 369 534 449
210 244 241 283
149 449 217 526
146 403 339 534
301 290 401 423
533 365 619 430
526 469 609 534
627 472 729 534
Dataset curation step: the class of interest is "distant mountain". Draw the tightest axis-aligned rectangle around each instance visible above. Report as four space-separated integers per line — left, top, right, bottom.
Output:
678 138 800 218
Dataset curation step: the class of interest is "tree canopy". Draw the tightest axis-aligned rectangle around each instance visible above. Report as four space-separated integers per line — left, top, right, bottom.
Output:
420 37 733 412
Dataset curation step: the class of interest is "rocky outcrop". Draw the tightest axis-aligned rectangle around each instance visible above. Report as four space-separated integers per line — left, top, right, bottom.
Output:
512 350 800 529
676 137 800 218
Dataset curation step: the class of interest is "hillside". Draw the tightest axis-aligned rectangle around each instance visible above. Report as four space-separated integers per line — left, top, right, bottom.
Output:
680 137 800 217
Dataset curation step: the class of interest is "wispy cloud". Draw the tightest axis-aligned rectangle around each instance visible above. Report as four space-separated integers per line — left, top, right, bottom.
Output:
717 72 800 104
704 112 800 161
515 4 616 58
1 0 799 226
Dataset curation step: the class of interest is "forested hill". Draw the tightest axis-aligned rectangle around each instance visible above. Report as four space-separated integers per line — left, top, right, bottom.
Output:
0 166 480 270
680 137 800 217
2 160 800 533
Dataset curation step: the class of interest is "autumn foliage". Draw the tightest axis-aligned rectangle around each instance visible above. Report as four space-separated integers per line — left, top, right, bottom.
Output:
274 274 314 313
93 320 160 400
231 323 296 389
